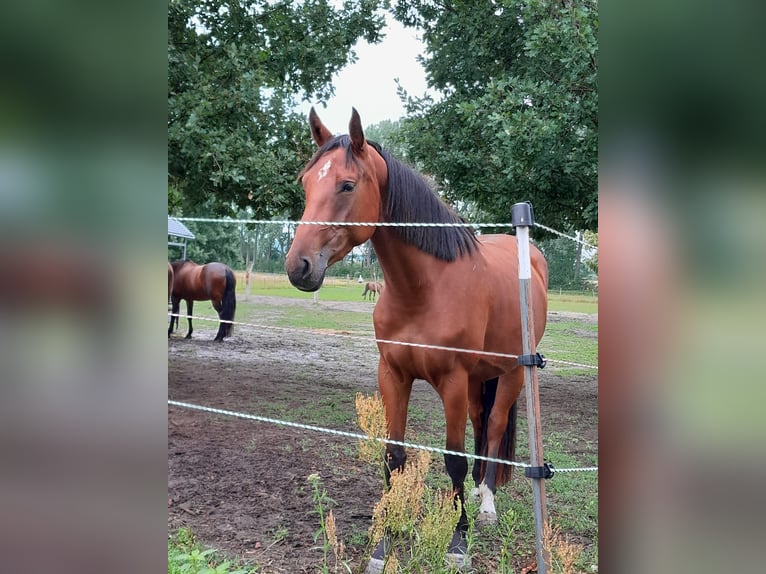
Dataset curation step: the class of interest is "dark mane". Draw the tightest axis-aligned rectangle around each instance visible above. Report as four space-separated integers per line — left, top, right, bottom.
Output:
375 145 477 261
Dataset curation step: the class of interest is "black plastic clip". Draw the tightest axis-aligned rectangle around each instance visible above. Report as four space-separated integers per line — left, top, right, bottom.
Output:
518 352 546 369
525 462 555 480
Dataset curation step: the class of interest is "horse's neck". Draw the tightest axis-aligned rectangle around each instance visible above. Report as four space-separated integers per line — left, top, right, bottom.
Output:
371 229 445 296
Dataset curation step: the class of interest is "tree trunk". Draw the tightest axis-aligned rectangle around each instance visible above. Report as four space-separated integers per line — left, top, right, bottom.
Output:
245 258 254 300
573 232 583 286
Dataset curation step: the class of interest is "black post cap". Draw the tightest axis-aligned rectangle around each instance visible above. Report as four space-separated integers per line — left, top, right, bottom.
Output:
511 202 535 227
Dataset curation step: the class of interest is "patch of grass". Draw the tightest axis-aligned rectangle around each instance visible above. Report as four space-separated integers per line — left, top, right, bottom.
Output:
547 291 598 315
237 272 378 303
538 320 598 374
168 527 258 574
293 396 356 427
234 272 598 315
270 525 289 545
235 300 372 334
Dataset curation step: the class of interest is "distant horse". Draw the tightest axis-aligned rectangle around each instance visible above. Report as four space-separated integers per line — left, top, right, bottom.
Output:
168 260 236 342
286 108 548 566
362 281 383 302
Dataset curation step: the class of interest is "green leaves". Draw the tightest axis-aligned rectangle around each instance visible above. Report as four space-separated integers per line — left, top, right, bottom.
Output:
168 0 386 216
393 0 598 231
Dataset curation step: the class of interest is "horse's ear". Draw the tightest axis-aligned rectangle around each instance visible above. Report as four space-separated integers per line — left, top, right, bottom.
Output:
349 107 366 153
309 107 333 147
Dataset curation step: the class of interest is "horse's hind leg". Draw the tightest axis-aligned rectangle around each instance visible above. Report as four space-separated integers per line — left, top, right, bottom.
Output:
212 298 226 342
468 378 492 490
477 368 524 525
184 299 193 339
169 296 181 338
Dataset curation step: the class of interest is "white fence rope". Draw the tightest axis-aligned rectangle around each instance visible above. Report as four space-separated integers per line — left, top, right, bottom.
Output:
175 217 509 229
532 222 597 251
167 400 597 474
168 312 597 370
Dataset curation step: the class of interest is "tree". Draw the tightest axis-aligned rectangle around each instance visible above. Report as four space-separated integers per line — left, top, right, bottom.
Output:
582 229 598 276
391 0 597 231
168 0 386 217
364 119 411 164
538 236 581 290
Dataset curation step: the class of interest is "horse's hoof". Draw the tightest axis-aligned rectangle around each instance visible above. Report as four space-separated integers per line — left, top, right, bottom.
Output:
184 334 192 339
446 529 471 570
364 536 389 574
476 511 497 527
446 552 471 571
364 557 385 574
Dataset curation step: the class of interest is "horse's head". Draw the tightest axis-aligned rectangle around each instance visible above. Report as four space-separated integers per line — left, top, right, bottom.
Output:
286 108 387 291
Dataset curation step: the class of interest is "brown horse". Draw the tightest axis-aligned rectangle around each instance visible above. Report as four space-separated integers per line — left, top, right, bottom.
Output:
168 259 236 342
362 281 383 302
286 108 548 566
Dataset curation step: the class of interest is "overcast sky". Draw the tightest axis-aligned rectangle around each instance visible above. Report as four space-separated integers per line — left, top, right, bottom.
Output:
295 15 434 131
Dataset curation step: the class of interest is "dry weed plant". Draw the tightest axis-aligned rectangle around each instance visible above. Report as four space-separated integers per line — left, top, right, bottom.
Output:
543 520 584 574
368 449 430 544
325 510 347 571
418 488 463 564
307 473 351 574
355 391 388 466
381 552 400 574
356 392 463 570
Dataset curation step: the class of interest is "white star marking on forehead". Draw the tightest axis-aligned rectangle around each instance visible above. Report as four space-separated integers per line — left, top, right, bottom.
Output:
317 159 332 181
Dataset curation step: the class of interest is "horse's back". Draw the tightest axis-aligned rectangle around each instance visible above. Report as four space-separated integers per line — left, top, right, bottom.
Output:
200 263 233 297
477 234 548 288
173 261 233 300
476 234 548 343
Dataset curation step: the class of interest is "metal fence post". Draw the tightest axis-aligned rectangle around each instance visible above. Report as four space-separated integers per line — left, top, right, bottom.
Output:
511 201 551 574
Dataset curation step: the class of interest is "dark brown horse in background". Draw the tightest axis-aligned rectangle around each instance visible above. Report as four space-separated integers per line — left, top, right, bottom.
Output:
168 260 236 342
362 281 383 302
285 108 548 568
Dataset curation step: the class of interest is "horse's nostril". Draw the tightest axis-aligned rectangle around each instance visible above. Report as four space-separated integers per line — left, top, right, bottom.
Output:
300 257 312 278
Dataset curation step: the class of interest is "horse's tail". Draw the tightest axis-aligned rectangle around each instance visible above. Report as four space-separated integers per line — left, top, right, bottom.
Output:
362 284 369 298
219 268 237 338
479 377 518 487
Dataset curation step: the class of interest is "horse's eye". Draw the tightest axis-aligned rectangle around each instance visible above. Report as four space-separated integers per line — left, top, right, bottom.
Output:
340 181 356 193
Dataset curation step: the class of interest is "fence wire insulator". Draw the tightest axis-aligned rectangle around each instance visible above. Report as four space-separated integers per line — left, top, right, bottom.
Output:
525 462 555 480
518 352 547 368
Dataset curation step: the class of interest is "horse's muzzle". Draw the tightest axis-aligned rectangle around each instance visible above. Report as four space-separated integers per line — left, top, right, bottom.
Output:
285 252 327 292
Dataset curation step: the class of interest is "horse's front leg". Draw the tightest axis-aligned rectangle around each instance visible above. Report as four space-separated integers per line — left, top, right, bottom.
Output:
439 374 470 527
366 357 413 574
184 299 193 339
377 357 413 482
438 372 471 567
